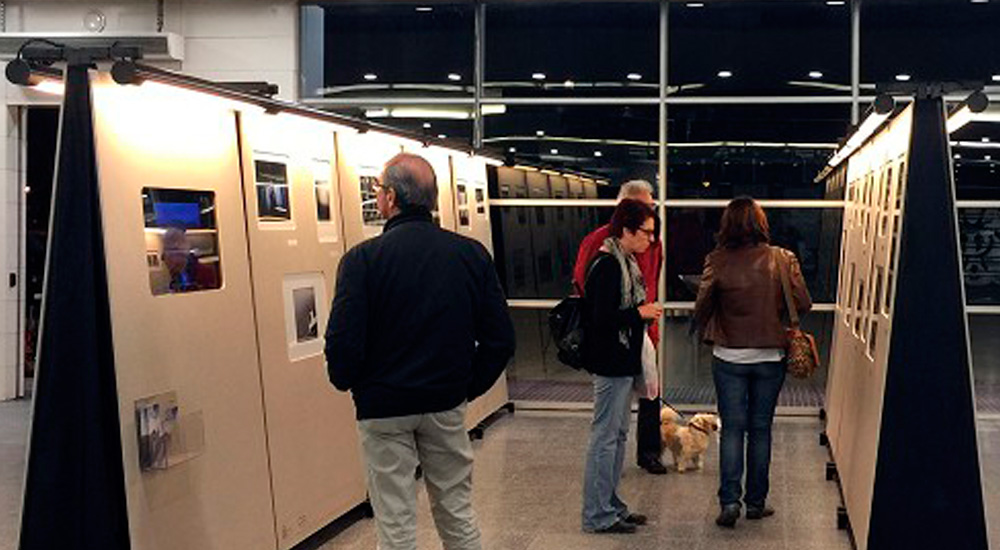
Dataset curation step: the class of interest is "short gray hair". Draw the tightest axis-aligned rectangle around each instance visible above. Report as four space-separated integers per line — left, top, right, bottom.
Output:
617 179 654 201
382 153 438 212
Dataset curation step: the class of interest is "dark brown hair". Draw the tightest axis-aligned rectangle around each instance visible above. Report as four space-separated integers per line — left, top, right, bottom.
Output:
716 196 770 249
609 199 655 238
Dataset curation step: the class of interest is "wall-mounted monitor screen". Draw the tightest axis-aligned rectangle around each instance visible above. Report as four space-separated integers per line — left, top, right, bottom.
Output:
142 188 222 296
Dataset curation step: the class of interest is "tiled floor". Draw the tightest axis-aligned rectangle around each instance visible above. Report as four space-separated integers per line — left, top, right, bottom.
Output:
315 412 853 550
3 401 1000 550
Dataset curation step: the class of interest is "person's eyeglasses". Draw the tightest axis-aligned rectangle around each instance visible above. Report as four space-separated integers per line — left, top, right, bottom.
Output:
637 227 656 240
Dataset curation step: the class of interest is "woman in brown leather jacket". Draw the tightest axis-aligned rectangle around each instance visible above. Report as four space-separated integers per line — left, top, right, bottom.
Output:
694 197 812 528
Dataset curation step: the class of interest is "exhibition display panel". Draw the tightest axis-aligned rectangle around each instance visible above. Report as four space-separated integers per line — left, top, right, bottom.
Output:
822 97 987 550
19 65 512 550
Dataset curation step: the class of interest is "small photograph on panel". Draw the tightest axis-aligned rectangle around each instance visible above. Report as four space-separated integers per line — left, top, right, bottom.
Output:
475 188 485 215
142 188 222 296
254 158 292 222
293 286 319 343
135 393 178 471
457 184 468 206
459 208 470 227
314 160 332 222
360 175 385 227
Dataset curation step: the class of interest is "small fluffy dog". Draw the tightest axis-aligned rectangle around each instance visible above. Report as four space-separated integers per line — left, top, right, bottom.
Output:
660 409 720 473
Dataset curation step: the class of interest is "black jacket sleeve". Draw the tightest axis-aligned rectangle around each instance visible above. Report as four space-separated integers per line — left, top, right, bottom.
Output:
468 251 516 400
325 248 368 391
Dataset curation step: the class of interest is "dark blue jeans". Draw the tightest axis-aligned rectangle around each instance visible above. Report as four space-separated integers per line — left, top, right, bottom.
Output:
712 358 786 509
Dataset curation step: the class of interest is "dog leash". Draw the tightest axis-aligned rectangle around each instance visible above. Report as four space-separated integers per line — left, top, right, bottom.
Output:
655 396 688 420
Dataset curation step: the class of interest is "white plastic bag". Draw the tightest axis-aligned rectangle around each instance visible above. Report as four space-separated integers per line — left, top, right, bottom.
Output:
633 332 659 399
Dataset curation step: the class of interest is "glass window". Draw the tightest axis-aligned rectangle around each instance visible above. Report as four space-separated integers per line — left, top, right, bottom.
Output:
326 106 474 147
667 104 849 199
485 3 660 98
669 1 851 96
665 208 843 304
486 104 660 184
960 208 1000 306
862 0 1000 86
491 202 615 299
143 188 222 295
952 121 1000 202
301 3 474 98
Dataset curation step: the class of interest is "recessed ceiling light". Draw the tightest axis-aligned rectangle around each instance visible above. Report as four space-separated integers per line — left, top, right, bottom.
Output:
532 73 546 80
363 73 378 81
422 122 431 129
955 154 962 159
536 130 545 137
508 147 516 153
992 75 1000 82
895 74 912 81
826 1 846 5
627 73 642 81
416 6 433 12
983 137 992 142
437 134 447 139
718 70 733 78
809 71 824 79
550 148 559 155
594 151 603 157
564 80 575 88
687 2 705 7
971 0 989 4
448 73 461 81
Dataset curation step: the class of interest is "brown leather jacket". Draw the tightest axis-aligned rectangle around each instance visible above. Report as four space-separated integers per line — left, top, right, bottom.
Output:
694 244 812 348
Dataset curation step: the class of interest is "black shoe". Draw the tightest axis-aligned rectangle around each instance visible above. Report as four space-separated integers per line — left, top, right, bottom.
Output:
746 506 775 520
594 520 637 534
638 459 668 475
622 513 647 526
715 504 741 528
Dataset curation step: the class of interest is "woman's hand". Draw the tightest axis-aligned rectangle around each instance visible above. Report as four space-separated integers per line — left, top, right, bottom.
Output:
638 303 663 321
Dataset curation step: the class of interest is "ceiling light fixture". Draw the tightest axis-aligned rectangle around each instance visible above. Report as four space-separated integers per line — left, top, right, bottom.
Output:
437 134 447 139
422 122 431 129
627 73 642 81
550 149 559 155
594 151 603 157
992 75 1000 82
532 73 546 81
564 80 575 88
718 70 733 78
687 2 705 7
971 0 989 4
363 73 377 81
536 130 545 137
416 6 433 12
984 137 992 142
895 74 912 82
809 71 824 79
509 147 516 153
826 1 846 5
448 73 461 81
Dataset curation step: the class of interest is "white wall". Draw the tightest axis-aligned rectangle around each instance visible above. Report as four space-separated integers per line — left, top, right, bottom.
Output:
0 0 299 400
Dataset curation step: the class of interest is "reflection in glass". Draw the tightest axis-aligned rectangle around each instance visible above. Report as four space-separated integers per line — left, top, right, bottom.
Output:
142 188 222 295
961 208 1000 305
665 208 842 304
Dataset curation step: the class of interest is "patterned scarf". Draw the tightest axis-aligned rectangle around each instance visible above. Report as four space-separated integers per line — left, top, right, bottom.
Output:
602 236 646 348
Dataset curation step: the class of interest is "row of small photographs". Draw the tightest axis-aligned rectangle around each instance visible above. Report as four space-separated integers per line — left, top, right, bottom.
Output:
254 158 337 225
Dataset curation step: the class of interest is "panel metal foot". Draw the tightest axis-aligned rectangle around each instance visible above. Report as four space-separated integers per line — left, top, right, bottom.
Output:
819 407 827 421
820 431 829 446
826 461 838 481
837 506 850 531
504 402 515 414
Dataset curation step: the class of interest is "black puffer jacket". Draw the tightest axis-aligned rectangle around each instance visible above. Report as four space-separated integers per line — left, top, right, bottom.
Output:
325 209 516 420
582 252 645 377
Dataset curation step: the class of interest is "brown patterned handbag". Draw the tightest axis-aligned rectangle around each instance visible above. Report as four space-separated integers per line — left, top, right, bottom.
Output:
774 248 820 379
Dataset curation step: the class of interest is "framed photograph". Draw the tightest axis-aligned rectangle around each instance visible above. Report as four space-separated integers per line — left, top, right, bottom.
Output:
254 152 292 223
135 392 178 472
313 159 339 243
283 272 328 362
475 188 485 215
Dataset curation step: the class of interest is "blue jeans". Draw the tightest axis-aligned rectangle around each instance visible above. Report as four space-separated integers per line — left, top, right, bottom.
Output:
581 375 634 531
712 358 786 509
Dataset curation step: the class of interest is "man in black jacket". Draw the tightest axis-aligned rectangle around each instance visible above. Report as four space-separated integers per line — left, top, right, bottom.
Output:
326 153 515 550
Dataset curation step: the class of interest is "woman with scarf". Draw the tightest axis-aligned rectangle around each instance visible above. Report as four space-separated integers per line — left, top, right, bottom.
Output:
581 198 662 534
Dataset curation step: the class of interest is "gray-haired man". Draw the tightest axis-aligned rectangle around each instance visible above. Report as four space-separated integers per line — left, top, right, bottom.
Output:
326 153 515 550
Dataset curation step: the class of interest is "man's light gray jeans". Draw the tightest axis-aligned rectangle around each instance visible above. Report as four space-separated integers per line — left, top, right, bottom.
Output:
358 403 481 550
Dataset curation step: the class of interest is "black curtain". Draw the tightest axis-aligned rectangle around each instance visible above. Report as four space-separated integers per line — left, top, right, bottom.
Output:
19 65 131 549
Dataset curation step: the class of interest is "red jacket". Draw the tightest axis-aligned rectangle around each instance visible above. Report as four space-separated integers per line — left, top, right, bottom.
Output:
572 224 662 344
